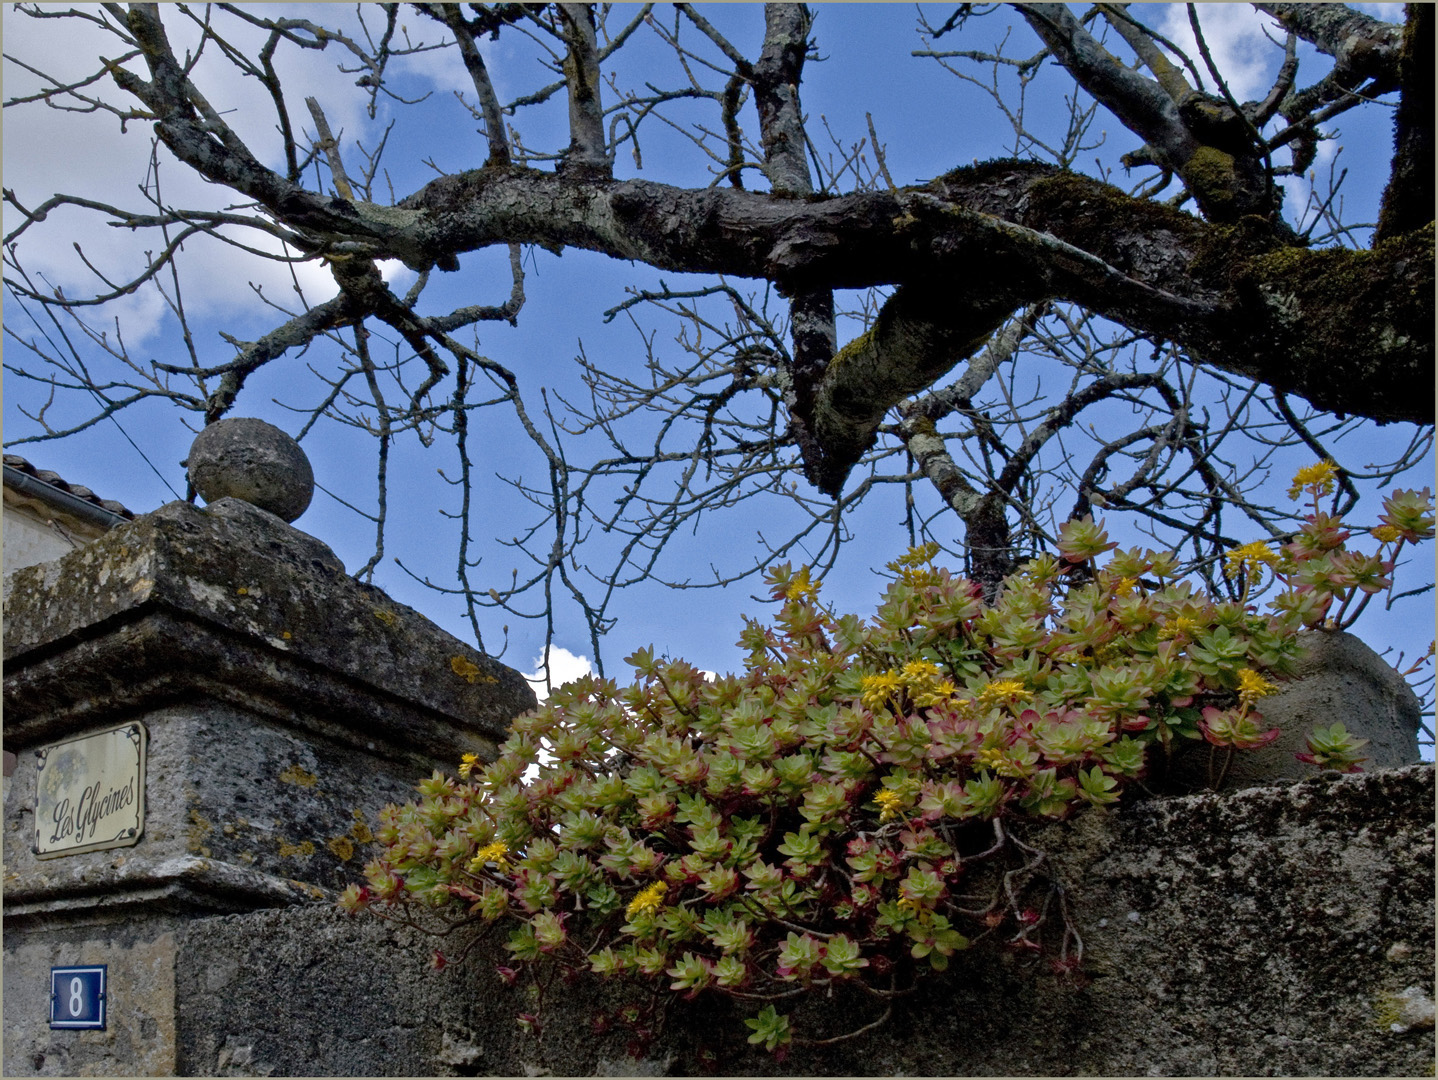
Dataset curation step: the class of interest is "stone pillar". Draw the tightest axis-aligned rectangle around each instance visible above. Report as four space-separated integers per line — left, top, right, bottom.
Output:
3 429 535 1076
1158 629 1423 793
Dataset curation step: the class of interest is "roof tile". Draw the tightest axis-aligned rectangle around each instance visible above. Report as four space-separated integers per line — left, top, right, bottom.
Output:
3 454 137 520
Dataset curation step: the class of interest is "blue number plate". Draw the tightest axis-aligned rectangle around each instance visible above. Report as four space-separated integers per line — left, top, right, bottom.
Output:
50 966 106 1029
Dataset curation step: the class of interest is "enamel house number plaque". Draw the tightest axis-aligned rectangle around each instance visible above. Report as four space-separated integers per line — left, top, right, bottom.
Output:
50 966 107 1030
35 723 147 859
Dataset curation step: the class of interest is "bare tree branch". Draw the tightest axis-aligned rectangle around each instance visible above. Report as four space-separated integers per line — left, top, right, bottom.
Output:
3 2 1429 678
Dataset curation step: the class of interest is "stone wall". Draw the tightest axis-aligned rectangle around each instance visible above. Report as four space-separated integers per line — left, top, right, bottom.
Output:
2 494 534 1077
173 764 1434 1077
4 442 1433 1077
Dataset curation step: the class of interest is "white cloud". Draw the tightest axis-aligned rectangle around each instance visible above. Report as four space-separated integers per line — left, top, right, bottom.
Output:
1 6 412 345
390 34 479 101
388 16 516 104
1150 5 1287 104
5 277 170 358
379 259 418 293
524 645 596 701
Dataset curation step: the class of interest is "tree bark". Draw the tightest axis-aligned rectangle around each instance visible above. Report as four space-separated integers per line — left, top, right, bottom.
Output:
113 2 1437 496
386 162 1430 421
1375 3 1435 242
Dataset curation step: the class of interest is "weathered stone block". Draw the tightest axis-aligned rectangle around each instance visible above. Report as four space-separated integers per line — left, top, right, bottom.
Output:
4 497 532 755
4 497 533 914
3 702 437 919
1157 629 1423 792
160 765 1434 1077
3 494 536 1076
3 919 182 1077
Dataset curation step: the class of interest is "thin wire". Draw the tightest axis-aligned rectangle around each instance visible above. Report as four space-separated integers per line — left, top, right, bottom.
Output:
5 282 184 502
90 393 184 501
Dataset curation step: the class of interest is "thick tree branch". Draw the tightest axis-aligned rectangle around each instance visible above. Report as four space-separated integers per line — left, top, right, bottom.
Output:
1016 3 1274 223
1098 4 1195 104
204 294 353 421
1254 4 1403 79
91 6 1438 449
395 163 1432 433
106 2 1428 436
750 4 839 496
1375 3 1434 242
557 4 611 178
305 97 354 199
753 4 814 195
811 283 1020 494
421 3 510 167
74 3 1438 498
1014 5 1196 169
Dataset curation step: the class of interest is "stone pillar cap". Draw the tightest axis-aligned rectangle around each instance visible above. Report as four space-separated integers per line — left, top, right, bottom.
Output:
3 497 535 756
186 418 314 523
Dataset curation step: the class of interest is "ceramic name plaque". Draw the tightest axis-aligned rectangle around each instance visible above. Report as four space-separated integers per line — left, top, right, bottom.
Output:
35 723 146 859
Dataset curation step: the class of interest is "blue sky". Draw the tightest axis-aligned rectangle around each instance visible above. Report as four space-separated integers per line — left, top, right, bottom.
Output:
4 4 1430 715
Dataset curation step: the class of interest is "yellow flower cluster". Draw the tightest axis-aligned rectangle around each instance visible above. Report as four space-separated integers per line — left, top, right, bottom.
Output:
975 744 1025 777
861 661 960 712
891 541 941 568
459 752 480 778
895 896 933 924
469 840 510 873
901 660 957 706
783 566 822 603
1224 541 1279 580
978 679 1030 707
859 670 903 710
1158 615 1200 641
874 788 907 823
1236 668 1279 707
975 745 1007 770
626 880 668 919
1370 524 1402 544
1091 641 1124 664
915 680 959 708
901 659 941 684
1288 460 1338 500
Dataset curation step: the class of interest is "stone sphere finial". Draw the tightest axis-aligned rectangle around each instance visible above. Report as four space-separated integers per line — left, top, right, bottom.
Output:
187 418 315 523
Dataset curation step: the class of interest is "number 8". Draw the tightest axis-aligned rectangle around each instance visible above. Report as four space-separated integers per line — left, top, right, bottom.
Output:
68 977 84 1017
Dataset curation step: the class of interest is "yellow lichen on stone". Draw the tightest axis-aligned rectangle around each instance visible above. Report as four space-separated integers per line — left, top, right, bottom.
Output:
279 764 318 787
187 809 214 857
350 809 375 845
450 655 498 684
278 839 316 858
373 608 399 627
1376 993 1405 1031
1375 987 1437 1034
327 836 356 861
